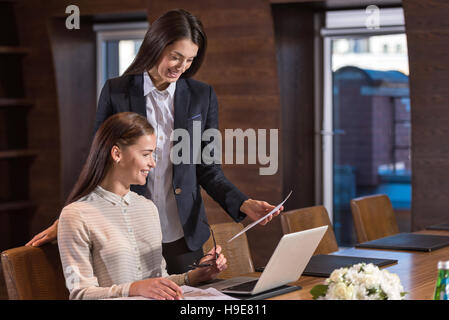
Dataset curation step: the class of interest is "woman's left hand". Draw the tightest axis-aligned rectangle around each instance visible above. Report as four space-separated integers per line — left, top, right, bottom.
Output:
188 245 227 285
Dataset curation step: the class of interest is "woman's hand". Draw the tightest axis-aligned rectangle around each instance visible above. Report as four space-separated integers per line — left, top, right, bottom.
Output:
240 199 283 225
26 219 59 247
188 245 227 286
129 278 184 300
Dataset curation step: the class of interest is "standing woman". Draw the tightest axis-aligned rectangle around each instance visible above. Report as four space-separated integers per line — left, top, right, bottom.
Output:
27 9 282 274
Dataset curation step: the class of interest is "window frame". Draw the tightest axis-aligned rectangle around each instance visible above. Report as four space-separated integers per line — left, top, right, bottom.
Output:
93 22 149 101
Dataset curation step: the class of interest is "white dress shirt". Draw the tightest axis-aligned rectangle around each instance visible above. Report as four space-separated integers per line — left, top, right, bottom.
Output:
143 71 184 243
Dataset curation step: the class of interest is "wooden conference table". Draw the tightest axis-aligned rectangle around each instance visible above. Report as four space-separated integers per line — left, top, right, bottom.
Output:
242 229 449 300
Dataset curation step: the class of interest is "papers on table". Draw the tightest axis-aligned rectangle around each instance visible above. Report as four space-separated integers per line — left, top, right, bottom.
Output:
228 190 292 243
103 285 237 300
181 285 238 300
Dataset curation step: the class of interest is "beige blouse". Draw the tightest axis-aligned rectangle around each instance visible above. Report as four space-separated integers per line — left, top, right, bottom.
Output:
57 186 185 300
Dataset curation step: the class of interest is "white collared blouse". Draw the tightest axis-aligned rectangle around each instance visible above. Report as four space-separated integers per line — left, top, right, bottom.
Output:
57 186 185 300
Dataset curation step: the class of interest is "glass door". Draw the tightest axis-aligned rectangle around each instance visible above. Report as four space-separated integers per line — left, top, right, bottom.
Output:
321 9 411 247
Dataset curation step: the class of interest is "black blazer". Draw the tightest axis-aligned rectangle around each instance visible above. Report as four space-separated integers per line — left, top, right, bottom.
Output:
95 74 249 250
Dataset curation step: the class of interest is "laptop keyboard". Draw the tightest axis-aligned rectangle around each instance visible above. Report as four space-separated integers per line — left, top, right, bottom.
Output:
224 280 258 292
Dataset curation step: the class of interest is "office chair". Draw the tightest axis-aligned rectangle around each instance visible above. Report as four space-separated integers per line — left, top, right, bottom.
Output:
350 194 399 243
1 242 68 299
280 205 339 255
203 222 255 279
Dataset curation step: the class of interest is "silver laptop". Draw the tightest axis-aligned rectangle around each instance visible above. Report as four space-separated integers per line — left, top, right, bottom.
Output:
202 225 328 295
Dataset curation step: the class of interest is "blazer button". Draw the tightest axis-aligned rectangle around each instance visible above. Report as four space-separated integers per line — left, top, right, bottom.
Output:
175 188 182 195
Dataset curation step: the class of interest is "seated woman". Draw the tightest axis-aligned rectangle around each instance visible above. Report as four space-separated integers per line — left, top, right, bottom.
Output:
58 112 226 300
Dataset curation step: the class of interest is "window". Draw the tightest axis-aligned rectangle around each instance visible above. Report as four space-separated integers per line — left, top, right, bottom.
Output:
320 8 410 246
94 22 148 99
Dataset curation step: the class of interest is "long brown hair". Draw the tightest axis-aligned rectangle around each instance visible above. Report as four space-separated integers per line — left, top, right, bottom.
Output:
123 9 207 78
65 112 154 205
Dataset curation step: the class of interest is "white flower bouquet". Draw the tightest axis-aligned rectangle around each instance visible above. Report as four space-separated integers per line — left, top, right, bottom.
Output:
310 263 407 300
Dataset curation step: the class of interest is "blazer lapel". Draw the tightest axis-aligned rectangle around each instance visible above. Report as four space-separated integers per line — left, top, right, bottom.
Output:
174 78 190 130
128 74 146 117
172 78 191 187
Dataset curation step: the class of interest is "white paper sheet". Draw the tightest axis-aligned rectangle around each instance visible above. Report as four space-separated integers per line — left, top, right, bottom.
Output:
103 285 238 300
228 190 292 243
181 285 238 300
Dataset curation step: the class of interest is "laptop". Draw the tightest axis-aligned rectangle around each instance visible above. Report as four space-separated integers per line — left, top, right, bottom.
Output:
205 225 328 295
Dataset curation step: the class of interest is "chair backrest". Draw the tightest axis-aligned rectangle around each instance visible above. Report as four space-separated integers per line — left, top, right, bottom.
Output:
280 205 339 255
203 222 254 279
1 242 69 300
350 194 399 243
0 263 8 300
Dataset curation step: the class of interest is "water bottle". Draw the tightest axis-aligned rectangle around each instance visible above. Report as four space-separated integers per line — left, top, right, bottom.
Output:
433 261 449 300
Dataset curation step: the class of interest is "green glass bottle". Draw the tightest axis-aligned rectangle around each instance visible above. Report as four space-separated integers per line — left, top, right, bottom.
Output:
434 261 449 300
442 265 449 300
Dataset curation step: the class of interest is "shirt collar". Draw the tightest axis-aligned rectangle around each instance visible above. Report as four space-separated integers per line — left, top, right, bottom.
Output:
94 186 132 206
143 71 176 98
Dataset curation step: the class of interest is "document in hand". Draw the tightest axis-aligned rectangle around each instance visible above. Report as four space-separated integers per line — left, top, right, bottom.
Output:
228 190 292 243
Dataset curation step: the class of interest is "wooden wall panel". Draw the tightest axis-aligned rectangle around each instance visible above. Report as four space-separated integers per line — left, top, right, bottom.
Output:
403 0 449 231
46 0 147 17
48 17 97 202
14 0 62 239
147 0 284 268
272 3 319 213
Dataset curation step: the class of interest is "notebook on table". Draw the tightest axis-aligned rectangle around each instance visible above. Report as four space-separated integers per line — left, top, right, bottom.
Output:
426 222 449 231
202 226 328 298
301 254 398 277
355 233 449 252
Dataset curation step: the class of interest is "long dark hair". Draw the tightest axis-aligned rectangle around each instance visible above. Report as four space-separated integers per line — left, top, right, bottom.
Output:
65 112 154 205
123 9 207 78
